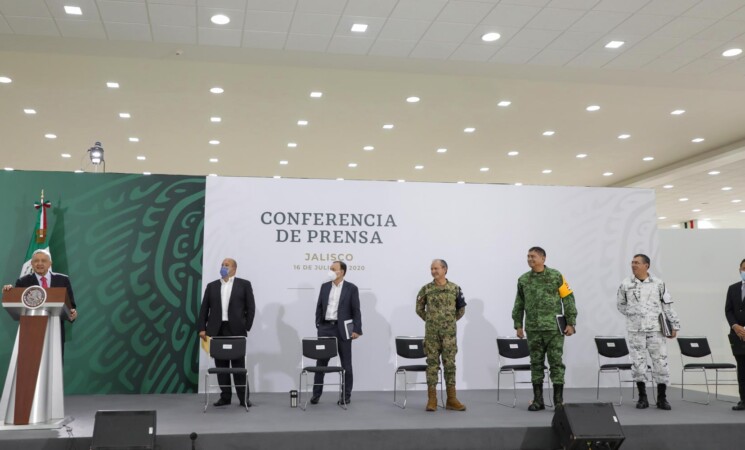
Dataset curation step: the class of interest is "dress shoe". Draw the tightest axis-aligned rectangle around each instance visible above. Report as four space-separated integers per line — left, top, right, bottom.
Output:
310 395 320 405
732 401 745 411
337 397 351 406
213 398 231 407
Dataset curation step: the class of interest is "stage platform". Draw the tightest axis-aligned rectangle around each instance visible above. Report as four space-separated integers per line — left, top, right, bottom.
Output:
1 388 744 450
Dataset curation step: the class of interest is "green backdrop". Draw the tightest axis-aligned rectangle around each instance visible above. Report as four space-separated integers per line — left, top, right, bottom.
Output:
0 171 205 394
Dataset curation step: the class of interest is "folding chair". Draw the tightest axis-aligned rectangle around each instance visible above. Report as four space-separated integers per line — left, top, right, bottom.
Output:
204 336 249 412
496 337 553 408
393 336 444 409
678 336 737 404
298 336 346 410
594 336 654 405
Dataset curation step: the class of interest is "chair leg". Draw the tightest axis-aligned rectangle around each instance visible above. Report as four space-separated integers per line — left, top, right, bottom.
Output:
438 369 445 408
337 370 347 410
616 370 623 406
545 373 554 408
682 369 710 405
299 371 307 411
393 370 406 409
203 374 209 413
596 370 601 400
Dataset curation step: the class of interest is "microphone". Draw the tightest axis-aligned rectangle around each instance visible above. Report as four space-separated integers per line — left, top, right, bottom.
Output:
190 432 198 450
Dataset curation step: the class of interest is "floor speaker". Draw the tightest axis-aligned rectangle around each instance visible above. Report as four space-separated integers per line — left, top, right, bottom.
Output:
552 403 625 450
91 410 157 449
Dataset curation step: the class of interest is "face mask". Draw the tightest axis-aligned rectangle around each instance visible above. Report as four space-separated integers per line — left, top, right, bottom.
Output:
327 270 337 281
220 266 229 278
740 271 745 282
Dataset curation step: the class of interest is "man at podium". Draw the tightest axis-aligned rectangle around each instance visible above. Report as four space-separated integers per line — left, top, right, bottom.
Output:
3 249 77 354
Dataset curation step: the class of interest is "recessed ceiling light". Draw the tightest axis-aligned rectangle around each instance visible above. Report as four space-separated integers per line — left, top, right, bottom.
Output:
287 142 297 148
24 109 36 114
279 160 288 165
106 81 119 88
297 120 308 126
406 96 420 103
722 48 743 57
514 182 523 186
708 170 720 175
397 179 405 183
137 156 146 160
337 178 344 181
507 151 519 156
4 167 13 171
670 109 685 115
310 91 323 98
129 137 139 142
210 87 224 94
457 181 465 184
605 40 624 49
351 23 368 33
603 172 614 176
576 153 588 158
119 112 130 119
210 14 230 25
363 146 375 151
663 184 674 189
480 167 489 172
722 186 733 191
209 173 218 177
542 130 555 136
679 198 689 202
64 6 82 15
658 216 667 220
464 127 476 133
210 116 221 123
143 172 151 176
692 208 701 212
209 140 220 145
586 105 600 112
45 133 57 139
481 32 501 42
437 148 447 153
209 158 219 163
643 156 654 161
671 224 680 228
542 169 552 174
73 169 83 173
618 134 631 139
741 210 745 213
497 100 511 107
732 199 742 203
383 124 394 129
414 165 424 170
348 163 358 168
691 137 704 143
61 153 71 158
0 76 12 84
273 175 281 179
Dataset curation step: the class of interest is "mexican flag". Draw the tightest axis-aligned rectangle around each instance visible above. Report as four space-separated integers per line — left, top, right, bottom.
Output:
20 191 52 277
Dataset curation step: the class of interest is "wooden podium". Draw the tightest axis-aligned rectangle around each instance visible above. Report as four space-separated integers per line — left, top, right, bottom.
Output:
0 286 73 429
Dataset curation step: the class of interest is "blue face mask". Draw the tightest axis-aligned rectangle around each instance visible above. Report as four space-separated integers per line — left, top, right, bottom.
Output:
220 266 229 278
741 271 745 282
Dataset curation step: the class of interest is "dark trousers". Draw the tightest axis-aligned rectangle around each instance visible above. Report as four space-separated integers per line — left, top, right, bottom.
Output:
735 354 745 401
216 322 247 403
313 322 353 400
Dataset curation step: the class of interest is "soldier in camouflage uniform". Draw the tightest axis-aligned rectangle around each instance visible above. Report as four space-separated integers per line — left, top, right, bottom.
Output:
617 254 680 410
512 247 577 411
416 259 467 411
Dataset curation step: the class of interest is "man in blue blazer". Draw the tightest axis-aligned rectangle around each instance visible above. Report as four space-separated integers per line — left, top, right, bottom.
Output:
725 258 745 411
311 260 362 405
198 258 256 407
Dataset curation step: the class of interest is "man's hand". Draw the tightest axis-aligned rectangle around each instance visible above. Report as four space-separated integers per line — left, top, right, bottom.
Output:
2 284 12 292
70 309 77 321
351 332 360 340
199 331 207 341
564 325 575 336
516 328 525 339
667 329 678 339
734 324 745 339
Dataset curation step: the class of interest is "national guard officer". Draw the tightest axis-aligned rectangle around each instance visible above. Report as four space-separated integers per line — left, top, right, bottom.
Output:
617 253 680 410
512 246 577 411
416 259 467 412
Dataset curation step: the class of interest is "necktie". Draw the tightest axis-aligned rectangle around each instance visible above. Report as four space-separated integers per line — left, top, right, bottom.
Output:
41 276 48 288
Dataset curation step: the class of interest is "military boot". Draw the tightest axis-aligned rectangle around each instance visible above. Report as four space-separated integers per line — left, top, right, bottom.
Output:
553 384 564 408
528 383 545 411
656 383 671 410
445 385 466 411
425 385 438 412
636 382 649 409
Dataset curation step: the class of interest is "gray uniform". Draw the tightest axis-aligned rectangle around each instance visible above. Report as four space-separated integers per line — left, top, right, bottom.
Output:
617 275 681 384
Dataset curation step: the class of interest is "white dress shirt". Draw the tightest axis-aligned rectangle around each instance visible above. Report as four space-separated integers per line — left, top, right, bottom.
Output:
326 279 344 321
220 276 234 321
35 272 52 287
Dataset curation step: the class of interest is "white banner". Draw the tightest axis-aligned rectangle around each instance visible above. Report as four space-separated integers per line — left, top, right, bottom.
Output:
202 177 657 392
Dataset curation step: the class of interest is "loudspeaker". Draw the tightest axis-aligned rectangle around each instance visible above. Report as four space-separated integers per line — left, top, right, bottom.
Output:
552 403 625 450
91 410 156 449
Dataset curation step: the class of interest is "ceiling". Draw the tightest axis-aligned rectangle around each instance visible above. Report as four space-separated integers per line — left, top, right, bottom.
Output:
1 0 745 228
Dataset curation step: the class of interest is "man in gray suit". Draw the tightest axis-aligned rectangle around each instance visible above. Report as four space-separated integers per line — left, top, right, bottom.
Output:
311 260 362 405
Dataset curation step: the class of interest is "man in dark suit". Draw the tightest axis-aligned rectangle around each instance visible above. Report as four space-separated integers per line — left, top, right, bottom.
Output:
198 258 256 407
3 249 78 356
725 258 745 411
311 260 362 405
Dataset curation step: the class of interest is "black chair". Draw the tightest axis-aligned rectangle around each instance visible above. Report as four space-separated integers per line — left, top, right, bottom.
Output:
298 337 346 410
393 336 443 409
204 336 249 412
678 336 737 404
496 337 552 408
594 336 654 405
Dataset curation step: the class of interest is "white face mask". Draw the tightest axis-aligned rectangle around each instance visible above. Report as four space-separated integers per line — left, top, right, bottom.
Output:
327 270 338 281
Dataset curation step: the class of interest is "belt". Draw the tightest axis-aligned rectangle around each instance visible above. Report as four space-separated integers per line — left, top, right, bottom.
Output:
323 320 338 325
